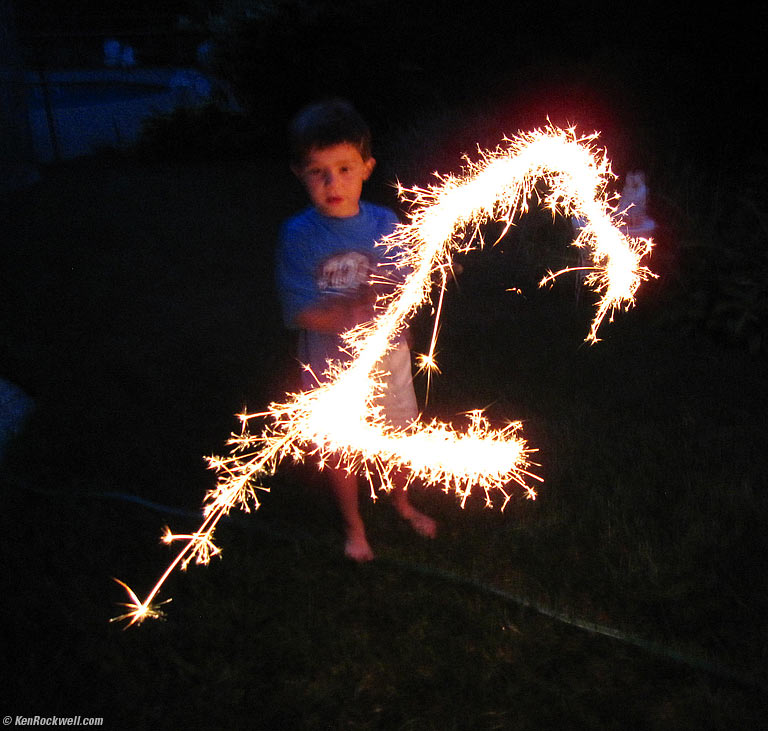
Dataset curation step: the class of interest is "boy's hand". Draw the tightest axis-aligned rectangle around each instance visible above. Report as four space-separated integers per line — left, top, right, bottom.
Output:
346 290 377 330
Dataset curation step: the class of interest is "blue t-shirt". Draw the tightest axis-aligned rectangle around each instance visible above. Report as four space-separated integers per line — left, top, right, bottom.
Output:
276 201 400 384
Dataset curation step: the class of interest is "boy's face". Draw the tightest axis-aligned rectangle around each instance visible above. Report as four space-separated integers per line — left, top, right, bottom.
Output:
294 143 375 218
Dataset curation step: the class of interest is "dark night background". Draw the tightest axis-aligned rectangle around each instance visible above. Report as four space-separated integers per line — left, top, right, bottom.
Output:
12 1 766 166
3 1 768 729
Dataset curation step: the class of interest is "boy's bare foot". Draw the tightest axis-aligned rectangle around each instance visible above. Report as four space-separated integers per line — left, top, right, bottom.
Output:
344 533 374 562
396 502 437 539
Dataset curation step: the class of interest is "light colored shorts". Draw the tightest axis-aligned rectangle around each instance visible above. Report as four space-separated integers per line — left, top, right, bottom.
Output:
375 341 419 429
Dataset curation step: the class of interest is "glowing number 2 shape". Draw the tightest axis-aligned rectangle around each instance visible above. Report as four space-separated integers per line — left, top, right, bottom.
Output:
267 126 654 507
114 126 654 625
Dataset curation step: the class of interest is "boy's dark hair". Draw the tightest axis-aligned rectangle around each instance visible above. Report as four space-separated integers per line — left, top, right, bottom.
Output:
289 99 372 168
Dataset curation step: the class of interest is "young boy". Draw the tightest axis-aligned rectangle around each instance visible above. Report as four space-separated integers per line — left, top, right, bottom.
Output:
276 99 436 562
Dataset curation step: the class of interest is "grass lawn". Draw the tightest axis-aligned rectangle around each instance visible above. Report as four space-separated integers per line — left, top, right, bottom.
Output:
2 150 767 730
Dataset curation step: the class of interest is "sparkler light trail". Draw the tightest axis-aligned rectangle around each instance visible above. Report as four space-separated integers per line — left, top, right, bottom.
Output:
113 125 654 626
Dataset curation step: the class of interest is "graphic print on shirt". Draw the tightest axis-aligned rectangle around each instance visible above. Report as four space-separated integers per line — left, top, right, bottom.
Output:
316 251 374 296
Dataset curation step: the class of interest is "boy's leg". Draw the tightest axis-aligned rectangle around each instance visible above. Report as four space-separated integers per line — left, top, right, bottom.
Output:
390 470 437 538
377 342 437 539
327 466 374 562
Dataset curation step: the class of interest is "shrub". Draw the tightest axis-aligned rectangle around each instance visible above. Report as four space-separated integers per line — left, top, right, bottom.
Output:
135 103 262 161
662 173 768 352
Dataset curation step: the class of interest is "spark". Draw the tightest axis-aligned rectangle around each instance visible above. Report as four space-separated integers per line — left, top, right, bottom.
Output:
415 351 441 377
114 125 654 624
109 578 171 627
416 266 448 405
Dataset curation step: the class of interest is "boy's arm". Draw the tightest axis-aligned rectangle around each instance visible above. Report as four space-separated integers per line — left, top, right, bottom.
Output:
296 293 413 349
294 289 375 333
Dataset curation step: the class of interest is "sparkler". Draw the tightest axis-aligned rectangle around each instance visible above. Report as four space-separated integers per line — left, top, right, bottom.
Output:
114 125 654 626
